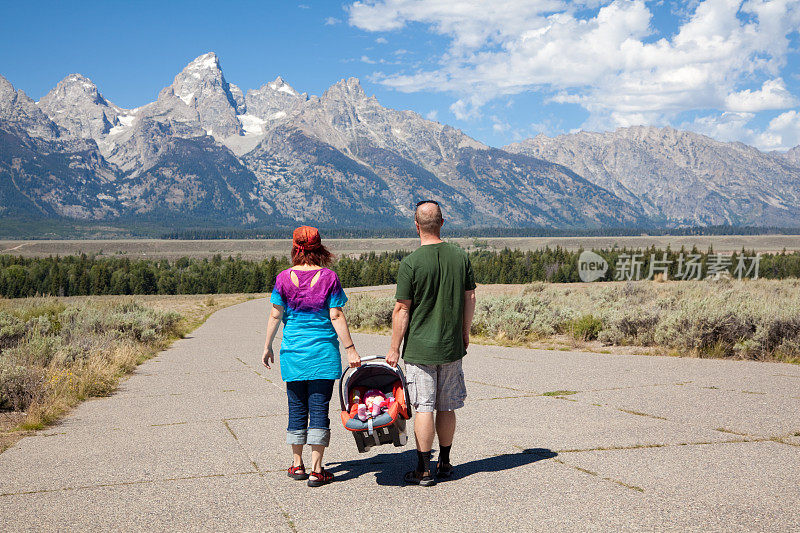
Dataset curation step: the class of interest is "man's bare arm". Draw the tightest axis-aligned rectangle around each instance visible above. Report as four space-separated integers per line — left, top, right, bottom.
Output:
463 290 476 350
385 299 411 367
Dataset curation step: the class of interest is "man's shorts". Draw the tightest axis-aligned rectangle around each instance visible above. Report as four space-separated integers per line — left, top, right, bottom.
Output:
404 358 467 413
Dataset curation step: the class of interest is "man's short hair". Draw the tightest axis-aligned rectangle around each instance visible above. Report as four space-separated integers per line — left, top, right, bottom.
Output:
415 202 443 234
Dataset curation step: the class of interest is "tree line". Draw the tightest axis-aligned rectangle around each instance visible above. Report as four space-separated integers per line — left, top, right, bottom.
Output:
160 225 800 240
0 247 798 298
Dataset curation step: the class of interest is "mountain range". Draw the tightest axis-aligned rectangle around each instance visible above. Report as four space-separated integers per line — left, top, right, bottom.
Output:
1 52 799 231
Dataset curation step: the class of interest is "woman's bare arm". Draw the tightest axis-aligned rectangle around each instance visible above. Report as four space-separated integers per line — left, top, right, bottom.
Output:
262 304 284 368
330 306 360 368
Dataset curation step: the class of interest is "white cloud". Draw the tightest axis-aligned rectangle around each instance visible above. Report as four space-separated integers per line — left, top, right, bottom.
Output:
683 112 756 143
325 17 342 25
425 109 438 121
360 55 377 64
449 94 490 120
348 0 800 134
491 116 511 133
756 110 800 150
375 37 388 44
725 79 798 112
684 109 800 151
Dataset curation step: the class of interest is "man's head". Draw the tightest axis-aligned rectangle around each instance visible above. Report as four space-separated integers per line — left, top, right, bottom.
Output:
414 201 443 237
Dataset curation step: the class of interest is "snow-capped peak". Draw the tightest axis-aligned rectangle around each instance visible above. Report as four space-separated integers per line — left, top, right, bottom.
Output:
267 76 299 96
186 52 221 73
60 73 98 92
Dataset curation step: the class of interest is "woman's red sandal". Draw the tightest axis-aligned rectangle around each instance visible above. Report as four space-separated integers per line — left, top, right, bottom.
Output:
288 464 309 480
307 468 334 487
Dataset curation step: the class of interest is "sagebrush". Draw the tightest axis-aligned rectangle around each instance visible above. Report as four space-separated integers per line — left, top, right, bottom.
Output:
0 298 182 428
347 279 800 362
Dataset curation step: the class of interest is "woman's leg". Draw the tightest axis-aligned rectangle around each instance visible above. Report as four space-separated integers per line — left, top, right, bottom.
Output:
306 379 335 472
286 381 309 466
291 444 304 468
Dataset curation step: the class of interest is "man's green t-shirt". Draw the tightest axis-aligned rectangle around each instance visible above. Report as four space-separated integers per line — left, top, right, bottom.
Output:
395 242 476 365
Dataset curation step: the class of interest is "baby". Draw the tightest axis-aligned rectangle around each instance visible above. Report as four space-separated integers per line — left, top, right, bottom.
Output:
353 388 395 421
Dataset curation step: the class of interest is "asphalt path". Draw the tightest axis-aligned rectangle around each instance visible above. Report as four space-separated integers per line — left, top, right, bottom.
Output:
1 297 798 532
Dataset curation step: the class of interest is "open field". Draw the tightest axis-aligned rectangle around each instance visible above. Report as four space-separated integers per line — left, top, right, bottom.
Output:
2 234 800 260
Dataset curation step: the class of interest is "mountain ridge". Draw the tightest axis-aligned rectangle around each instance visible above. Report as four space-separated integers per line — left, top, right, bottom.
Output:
505 125 800 227
1 52 798 231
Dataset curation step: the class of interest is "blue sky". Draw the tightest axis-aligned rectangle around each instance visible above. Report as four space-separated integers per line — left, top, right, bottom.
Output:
2 0 799 149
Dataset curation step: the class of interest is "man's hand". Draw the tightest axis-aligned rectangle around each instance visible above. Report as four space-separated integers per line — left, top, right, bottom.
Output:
385 348 401 367
463 329 470 350
262 346 274 369
347 346 361 368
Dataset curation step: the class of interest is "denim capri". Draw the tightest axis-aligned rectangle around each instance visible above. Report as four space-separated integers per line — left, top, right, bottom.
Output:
285 379 335 447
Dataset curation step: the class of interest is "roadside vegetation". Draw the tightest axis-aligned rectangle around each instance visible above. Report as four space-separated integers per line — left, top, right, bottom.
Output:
346 279 800 364
0 294 257 452
1 247 800 298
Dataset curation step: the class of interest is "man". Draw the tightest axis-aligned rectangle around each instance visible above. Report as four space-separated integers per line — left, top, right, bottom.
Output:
386 200 477 486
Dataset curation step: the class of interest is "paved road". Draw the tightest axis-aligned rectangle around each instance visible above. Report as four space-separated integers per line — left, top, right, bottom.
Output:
1 298 799 532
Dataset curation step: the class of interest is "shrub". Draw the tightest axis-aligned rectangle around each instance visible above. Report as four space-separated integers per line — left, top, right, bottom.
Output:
0 359 43 411
0 312 25 349
347 279 800 361
345 295 394 330
0 298 187 434
564 314 603 341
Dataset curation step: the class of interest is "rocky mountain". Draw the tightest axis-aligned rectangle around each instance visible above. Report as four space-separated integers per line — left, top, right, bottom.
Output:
1 52 797 231
0 75 120 220
38 74 123 140
505 127 800 227
779 146 800 166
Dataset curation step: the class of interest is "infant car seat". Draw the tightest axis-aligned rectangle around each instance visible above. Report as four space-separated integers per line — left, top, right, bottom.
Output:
339 356 412 453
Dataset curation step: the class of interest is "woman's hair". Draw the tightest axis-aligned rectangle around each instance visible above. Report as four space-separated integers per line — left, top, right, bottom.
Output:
291 226 333 266
291 243 333 267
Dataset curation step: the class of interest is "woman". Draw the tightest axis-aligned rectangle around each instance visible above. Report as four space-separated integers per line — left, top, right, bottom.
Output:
262 226 360 487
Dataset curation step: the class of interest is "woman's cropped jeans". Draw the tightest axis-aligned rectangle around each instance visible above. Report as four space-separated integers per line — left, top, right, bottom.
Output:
285 379 335 447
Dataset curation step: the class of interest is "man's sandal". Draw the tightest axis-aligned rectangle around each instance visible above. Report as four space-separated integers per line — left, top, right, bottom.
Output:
307 468 334 487
288 464 309 480
404 470 436 486
436 462 454 479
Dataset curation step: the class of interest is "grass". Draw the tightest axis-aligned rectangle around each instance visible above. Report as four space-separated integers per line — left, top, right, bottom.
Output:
346 279 800 364
541 390 578 396
0 293 259 453
2 235 800 260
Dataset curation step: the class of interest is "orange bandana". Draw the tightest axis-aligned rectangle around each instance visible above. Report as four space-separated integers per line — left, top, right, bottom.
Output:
292 226 322 250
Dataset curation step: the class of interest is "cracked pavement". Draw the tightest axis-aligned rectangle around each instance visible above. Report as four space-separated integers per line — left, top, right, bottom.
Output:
0 297 798 531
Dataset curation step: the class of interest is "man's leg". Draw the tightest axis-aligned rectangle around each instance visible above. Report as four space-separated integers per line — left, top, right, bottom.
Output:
434 360 467 474
435 410 456 446
435 410 456 468
405 362 437 482
414 411 435 474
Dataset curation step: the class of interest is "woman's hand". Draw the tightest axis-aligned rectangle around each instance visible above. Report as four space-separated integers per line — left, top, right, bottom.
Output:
262 346 274 369
347 346 361 368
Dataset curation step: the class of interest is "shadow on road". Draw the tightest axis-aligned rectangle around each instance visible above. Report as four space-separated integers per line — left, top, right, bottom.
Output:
327 447 557 486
